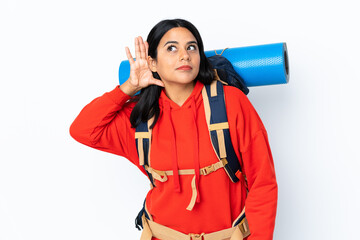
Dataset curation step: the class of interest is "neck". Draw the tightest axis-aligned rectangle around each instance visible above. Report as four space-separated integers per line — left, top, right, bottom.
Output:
164 81 196 107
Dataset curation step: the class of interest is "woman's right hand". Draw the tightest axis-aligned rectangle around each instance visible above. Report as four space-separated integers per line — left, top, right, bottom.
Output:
120 36 164 96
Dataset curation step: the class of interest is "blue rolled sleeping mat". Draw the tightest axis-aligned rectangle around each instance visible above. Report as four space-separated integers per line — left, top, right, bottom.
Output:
118 42 289 88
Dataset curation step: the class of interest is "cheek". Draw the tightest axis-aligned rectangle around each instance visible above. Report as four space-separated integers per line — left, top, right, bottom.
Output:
194 57 201 70
156 61 175 79
159 56 176 69
193 53 200 63
156 60 169 72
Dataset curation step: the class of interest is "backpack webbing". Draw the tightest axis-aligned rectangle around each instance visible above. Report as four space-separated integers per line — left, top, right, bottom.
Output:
135 117 155 187
201 79 243 183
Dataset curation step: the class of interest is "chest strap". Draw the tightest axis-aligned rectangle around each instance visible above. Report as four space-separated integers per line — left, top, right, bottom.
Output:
145 159 227 183
145 159 227 211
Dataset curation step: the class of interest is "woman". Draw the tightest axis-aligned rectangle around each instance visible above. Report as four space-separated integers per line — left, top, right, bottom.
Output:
70 19 277 240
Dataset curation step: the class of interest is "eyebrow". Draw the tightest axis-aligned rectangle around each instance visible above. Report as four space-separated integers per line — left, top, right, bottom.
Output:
163 40 198 47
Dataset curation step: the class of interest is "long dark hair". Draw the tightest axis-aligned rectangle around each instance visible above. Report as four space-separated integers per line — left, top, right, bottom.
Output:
129 19 214 129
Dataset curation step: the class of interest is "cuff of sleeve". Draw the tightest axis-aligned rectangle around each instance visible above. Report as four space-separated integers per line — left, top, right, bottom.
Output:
105 85 132 106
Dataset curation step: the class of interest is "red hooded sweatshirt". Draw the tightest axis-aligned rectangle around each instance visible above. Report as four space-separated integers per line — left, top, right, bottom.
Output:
70 80 278 240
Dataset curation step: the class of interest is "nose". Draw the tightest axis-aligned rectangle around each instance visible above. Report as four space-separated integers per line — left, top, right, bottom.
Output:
179 48 190 61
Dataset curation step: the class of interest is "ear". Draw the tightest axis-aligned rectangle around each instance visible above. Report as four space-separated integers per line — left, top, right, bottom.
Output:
147 56 157 72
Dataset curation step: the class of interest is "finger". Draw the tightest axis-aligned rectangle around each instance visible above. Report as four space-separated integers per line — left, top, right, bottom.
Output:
135 37 141 60
149 78 165 87
125 47 135 65
139 36 146 59
145 41 149 58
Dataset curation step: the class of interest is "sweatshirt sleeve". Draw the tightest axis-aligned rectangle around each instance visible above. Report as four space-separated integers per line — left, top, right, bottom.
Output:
69 86 143 172
242 130 278 240
224 86 278 240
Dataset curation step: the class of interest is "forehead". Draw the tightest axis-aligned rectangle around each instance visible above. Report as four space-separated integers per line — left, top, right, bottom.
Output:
159 27 197 44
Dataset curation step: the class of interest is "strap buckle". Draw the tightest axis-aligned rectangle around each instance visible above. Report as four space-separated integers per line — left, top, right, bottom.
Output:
189 233 204 240
238 217 251 238
200 165 215 176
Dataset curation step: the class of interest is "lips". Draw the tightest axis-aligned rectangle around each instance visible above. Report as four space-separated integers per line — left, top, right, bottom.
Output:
177 65 192 70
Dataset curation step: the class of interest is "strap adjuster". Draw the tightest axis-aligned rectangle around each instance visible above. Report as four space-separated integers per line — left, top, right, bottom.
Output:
220 158 228 165
200 165 215 176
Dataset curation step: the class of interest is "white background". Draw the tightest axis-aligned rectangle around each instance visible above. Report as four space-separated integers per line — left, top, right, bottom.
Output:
1 0 359 239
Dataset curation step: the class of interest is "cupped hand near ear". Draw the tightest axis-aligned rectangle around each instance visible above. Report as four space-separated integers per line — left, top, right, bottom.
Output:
124 36 165 92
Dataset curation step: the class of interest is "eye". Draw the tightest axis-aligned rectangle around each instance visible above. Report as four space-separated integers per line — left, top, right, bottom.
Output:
167 45 177 52
188 45 197 51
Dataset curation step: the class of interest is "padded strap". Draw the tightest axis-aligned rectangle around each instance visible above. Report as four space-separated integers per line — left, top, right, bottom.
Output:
135 116 155 186
201 81 228 160
201 80 243 183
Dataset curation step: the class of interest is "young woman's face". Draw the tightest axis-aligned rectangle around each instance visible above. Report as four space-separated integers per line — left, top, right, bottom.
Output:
149 27 200 87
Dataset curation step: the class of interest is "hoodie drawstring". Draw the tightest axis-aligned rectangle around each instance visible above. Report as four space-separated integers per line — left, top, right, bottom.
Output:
186 96 201 211
164 101 181 193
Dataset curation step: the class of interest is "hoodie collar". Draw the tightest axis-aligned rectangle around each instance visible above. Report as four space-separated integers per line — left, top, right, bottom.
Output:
159 80 204 110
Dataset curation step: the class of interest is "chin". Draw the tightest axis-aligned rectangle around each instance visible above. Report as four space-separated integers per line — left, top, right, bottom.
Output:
161 73 198 85
176 77 197 84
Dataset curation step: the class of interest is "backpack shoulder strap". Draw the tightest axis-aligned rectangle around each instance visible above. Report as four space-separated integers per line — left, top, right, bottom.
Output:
135 117 155 187
201 79 245 183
